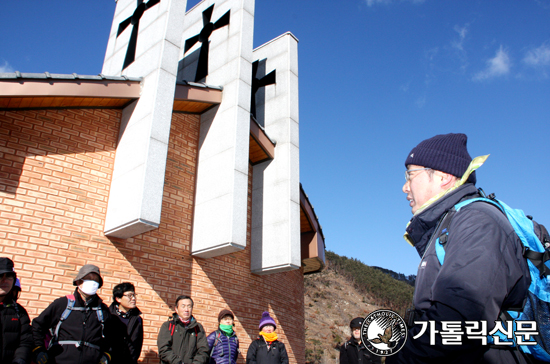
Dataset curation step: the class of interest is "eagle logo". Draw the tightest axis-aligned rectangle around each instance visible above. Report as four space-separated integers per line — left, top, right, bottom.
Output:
368 319 398 348
361 309 407 356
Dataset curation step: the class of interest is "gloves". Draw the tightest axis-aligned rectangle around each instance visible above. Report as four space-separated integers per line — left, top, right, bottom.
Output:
99 353 111 364
36 351 49 364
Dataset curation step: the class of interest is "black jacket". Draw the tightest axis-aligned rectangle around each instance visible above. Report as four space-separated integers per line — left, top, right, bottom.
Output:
0 299 32 364
387 184 531 364
109 303 143 364
31 289 114 364
157 315 209 364
339 337 381 364
246 337 288 364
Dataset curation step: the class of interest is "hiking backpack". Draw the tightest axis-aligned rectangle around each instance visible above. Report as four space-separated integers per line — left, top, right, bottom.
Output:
435 190 550 362
48 294 105 350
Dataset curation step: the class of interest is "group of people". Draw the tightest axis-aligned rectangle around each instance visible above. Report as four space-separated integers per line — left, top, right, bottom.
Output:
0 260 288 364
2 132 540 364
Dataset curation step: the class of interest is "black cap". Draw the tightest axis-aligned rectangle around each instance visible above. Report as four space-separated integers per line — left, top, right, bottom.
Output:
350 317 363 328
0 257 16 276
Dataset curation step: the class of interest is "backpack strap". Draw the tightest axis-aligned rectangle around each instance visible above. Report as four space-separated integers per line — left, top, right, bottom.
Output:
52 295 76 344
210 330 223 358
52 294 105 350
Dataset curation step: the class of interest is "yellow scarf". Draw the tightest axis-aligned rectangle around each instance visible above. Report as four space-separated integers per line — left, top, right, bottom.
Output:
403 155 489 246
260 331 278 342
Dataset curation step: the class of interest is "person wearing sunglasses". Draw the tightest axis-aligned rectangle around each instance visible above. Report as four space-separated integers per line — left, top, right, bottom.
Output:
0 257 32 364
109 282 143 364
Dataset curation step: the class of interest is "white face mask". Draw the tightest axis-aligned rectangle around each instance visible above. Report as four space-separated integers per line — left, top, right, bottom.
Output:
79 280 100 296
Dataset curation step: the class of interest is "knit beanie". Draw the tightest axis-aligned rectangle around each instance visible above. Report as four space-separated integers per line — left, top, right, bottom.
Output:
73 264 103 288
404 133 476 184
259 311 277 330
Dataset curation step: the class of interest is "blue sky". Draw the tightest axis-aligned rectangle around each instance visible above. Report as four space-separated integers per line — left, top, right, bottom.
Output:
2 0 550 276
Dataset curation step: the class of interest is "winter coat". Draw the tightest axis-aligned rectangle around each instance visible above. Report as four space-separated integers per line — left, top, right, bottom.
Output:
207 329 239 364
386 183 531 364
31 289 114 364
245 337 288 364
0 299 32 364
108 303 143 364
157 315 209 364
339 337 381 364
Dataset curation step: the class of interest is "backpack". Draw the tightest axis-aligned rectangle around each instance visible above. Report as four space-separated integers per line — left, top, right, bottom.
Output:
435 190 550 362
48 294 105 351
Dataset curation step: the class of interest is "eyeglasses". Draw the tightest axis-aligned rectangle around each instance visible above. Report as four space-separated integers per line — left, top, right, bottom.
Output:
123 293 137 299
405 167 432 182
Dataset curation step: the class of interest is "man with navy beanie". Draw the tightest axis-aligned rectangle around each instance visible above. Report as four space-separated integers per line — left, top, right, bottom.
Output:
386 134 531 363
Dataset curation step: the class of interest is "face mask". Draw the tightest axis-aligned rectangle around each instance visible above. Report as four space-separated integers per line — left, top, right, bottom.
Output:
79 280 99 296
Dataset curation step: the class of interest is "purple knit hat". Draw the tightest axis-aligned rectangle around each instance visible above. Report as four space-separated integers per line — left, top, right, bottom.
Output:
259 311 277 330
405 133 476 184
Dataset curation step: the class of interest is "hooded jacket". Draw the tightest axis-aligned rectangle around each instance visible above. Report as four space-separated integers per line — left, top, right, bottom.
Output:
245 337 288 364
109 303 143 364
387 183 531 364
31 288 114 364
0 299 32 364
339 337 381 364
157 314 209 364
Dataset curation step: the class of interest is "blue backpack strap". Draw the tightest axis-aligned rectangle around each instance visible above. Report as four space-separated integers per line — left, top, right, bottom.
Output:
92 306 105 338
52 295 76 344
436 197 499 265
210 330 223 357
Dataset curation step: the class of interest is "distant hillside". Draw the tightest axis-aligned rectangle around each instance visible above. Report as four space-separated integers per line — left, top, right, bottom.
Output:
304 251 414 364
371 266 416 287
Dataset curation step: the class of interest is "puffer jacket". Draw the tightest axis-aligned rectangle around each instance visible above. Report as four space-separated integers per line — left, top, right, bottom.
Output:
157 315 209 364
0 299 32 364
387 183 531 364
339 337 381 364
109 303 143 364
245 337 288 364
207 329 239 364
31 289 114 364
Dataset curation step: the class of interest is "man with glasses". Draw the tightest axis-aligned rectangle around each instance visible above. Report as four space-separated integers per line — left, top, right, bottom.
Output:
387 133 530 363
110 282 143 364
0 257 32 364
340 317 381 364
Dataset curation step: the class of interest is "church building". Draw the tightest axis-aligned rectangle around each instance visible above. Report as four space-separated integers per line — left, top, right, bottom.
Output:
0 0 325 362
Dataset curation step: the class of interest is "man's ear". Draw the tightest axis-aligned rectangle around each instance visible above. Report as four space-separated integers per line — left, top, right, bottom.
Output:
115 297 122 305
439 172 457 188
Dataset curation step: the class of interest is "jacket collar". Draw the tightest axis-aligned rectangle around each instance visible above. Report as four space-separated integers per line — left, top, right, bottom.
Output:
172 313 197 328
74 287 101 306
109 302 142 316
405 183 478 257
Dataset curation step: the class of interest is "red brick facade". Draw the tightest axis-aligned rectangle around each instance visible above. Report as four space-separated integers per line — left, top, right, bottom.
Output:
0 109 305 363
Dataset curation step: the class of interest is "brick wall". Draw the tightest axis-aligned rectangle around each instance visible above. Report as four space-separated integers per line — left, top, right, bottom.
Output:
0 109 305 364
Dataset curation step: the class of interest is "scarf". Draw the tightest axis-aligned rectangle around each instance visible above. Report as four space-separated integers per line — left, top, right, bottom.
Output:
115 304 131 319
219 324 234 336
260 331 278 342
